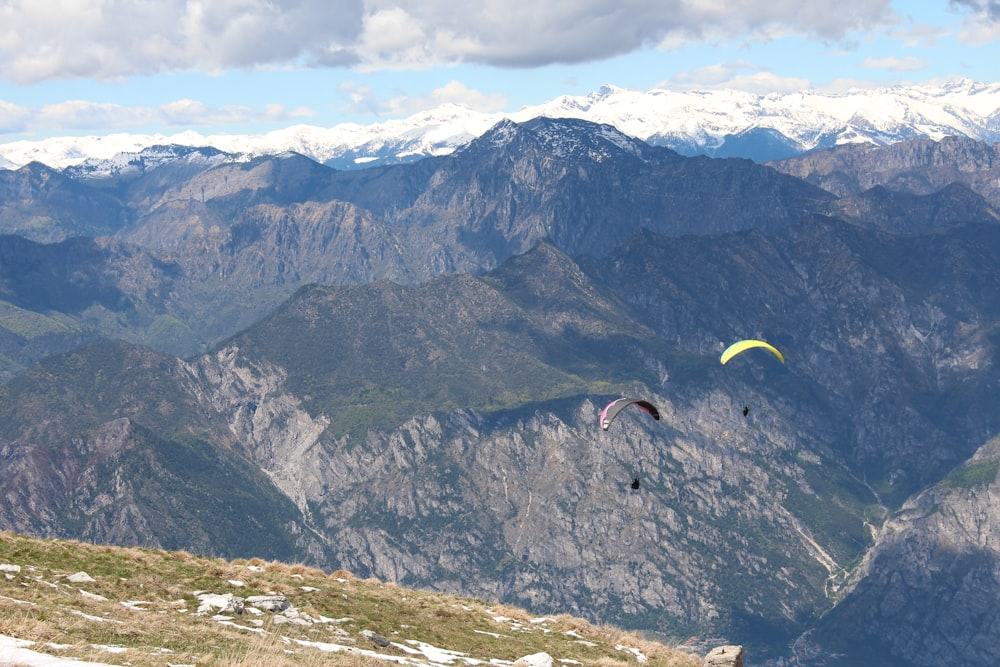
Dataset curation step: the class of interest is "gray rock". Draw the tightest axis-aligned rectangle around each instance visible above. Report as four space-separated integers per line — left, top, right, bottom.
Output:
245 595 290 612
196 593 244 616
360 629 391 648
513 652 553 667
704 645 743 667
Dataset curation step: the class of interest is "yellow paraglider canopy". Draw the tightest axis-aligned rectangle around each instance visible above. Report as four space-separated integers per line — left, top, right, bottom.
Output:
720 339 785 365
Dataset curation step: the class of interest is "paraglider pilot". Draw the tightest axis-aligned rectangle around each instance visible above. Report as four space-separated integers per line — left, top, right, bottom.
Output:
742 405 750 417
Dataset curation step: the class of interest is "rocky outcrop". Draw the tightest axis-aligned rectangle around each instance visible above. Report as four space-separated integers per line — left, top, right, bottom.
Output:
768 135 1000 206
246 595 290 612
361 629 392 648
181 346 333 518
514 652 553 667
704 645 743 667
811 436 1000 666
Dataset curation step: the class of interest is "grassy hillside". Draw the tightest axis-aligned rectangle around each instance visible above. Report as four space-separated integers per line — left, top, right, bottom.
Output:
0 530 701 666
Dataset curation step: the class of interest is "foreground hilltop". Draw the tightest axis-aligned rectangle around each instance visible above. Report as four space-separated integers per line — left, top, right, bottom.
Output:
0 530 702 667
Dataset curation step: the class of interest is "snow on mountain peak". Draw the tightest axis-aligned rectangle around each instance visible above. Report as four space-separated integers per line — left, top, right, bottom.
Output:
3 80 1000 172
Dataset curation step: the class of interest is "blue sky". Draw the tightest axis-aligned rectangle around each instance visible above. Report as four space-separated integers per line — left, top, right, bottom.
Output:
1 0 999 142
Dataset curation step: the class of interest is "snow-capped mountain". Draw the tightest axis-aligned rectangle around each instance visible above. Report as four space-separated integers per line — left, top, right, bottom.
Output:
3 78 1000 171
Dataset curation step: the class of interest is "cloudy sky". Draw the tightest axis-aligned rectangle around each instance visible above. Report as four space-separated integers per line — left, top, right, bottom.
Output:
1 0 998 142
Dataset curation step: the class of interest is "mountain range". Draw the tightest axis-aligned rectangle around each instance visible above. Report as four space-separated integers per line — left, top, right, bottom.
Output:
1 113 1000 666
2 78 1000 171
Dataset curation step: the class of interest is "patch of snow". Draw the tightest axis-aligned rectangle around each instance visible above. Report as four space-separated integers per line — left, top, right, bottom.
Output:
78 590 108 602
616 645 648 663
401 639 491 665
215 620 265 633
512 652 552 667
121 600 151 611
70 610 120 623
474 630 504 638
0 634 119 666
0 594 34 605
91 644 127 654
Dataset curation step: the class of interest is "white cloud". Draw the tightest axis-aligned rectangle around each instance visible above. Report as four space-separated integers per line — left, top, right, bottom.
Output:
956 18 1000 43
161 99 260 126
664 62 811 94
338 80 507 116
815 77 890 93
0 0 365 83
393 80 509 114
950 0 1000 22
0 0 898 82
891 23 949 48
355 0 899 70
949 0 1000 43
861 56 927 72
0 100 31 133
0 98 315 136
36 101 158 130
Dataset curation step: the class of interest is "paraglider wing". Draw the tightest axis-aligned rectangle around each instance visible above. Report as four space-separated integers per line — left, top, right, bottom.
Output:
600 397 660 431
720 339 785 365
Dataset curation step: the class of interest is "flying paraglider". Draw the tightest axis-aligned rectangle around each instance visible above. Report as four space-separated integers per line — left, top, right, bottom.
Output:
720 341 784 417
599 397 660 431
720 339 785 365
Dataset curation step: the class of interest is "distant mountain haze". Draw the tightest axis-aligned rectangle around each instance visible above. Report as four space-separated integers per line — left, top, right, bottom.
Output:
2 78 999 170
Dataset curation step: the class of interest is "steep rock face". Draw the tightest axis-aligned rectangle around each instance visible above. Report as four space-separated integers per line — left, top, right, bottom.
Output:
216 390 844 642
587 219 1000 503
827 183 1000 234
0 163 127 242
122 153 342 248
366 118 832 274
812 436 1000 666
180 219 999 647
200 199 412 287
0 343 330 563
181 346 333 517
768 136 1000 206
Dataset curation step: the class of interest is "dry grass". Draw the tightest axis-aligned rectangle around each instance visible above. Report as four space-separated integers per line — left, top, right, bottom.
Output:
0 529 702 667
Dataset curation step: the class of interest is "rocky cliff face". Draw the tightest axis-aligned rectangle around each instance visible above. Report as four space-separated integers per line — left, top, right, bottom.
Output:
0 343 331 563
0 162 127 242
811 436 1000 666
768 136 1000 206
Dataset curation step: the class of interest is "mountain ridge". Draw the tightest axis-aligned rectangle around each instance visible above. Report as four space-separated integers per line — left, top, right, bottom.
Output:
3 78 1000 170
0 116 837 373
